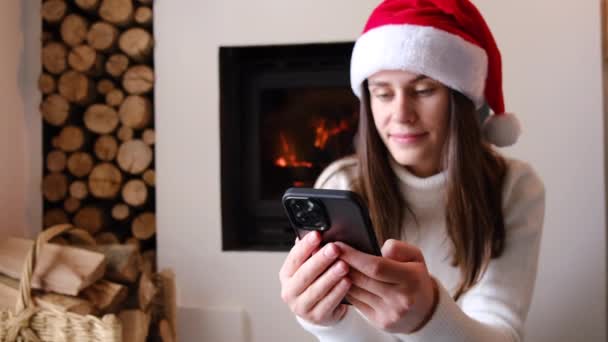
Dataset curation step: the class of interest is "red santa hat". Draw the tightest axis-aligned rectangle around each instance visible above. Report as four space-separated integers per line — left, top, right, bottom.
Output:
350 0 521 147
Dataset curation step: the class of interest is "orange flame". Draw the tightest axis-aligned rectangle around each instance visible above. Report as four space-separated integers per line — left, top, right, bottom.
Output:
313 118 350 149
275 133 313 168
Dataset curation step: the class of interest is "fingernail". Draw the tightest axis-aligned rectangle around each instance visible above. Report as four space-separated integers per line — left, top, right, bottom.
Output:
324 244 338 258
307 232 319 245
333 261 348 276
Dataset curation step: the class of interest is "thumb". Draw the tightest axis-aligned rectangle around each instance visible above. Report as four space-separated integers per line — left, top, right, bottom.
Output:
381 239 424 262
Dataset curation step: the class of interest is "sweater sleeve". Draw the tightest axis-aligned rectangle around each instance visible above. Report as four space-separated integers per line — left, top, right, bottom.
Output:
396 160 546 342
297 309 399 342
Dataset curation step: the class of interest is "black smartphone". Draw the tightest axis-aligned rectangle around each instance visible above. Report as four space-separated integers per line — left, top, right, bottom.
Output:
282 187 381 256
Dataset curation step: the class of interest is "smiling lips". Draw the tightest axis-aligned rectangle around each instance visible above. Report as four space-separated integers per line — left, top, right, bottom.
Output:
390 132 428 144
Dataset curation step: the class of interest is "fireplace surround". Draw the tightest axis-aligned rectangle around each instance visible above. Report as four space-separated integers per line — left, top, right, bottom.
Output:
219 42 358 251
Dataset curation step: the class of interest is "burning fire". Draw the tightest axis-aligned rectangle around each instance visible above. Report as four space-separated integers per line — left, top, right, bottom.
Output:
275 133 313 168
313 118 350 149
274 118 351 169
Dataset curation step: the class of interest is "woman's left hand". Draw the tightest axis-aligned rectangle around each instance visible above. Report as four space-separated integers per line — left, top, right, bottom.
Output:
336 239 438 334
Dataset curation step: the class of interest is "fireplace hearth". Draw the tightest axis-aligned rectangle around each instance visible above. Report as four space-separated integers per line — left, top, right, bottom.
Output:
220 42 358 251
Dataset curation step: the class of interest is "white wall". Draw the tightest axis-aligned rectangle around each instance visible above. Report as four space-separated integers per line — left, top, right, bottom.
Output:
0 0 25 238
0 0 41 239
480 1 607 340
155 0 607 341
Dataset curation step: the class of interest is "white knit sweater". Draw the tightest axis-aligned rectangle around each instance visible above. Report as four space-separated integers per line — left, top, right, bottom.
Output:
297 156 545 341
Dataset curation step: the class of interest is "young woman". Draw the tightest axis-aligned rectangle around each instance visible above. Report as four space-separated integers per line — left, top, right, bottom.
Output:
279 0 545 341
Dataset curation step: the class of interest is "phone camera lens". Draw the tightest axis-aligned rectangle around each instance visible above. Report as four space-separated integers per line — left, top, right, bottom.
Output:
287 198 328 230
308 211 320 222
306 200 316 212
291 200 304 212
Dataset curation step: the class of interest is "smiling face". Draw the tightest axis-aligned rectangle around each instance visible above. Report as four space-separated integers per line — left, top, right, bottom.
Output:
367 70 451 177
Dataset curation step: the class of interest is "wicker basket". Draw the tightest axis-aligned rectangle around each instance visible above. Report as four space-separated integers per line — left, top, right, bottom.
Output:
0 224 122 342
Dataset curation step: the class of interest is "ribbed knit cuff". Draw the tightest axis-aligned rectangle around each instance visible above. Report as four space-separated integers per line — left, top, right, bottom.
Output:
297 307 395 342
395 281 471 342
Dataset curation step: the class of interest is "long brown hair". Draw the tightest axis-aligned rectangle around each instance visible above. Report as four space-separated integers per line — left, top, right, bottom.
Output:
353 81 507 300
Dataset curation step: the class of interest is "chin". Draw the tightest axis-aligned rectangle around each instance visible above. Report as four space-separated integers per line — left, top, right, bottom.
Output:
388 150 421 167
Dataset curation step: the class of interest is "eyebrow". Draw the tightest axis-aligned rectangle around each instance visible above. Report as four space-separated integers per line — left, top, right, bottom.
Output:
368 75 428 87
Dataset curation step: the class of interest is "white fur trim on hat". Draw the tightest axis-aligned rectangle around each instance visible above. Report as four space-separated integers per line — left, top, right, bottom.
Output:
350 24 488 109
481 112 521 147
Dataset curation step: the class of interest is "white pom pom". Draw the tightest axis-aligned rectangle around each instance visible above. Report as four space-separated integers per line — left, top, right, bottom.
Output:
481 113 521 147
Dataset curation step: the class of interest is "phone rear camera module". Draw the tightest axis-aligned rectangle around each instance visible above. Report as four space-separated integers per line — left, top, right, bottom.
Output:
288 198 330 231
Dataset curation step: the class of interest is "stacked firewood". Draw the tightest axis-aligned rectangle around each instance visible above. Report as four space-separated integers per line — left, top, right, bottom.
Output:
0 227 175 342
38 0 162 339
41 0 156 245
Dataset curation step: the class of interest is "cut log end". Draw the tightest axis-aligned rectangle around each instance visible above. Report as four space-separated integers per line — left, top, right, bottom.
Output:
41 94 70 126
55 125 85 152
111 203 130 221
94 135 119 161
119 95 152 129
68 45 104 75
58 70 95 104
87 21 119 52
60 14 89 47
69 180 89 200
64 196 81 213
106 53 130 78
84 104 119 134
132 212 156 240
74 206 106 235
123 65 154 95
89 163 123 199
106 88 125 107
43 172 69 202
142 169 155 187
42 42 68 75
75 0 101 12
42 0 68 24
117 125 134 142
38 73 57 94
122 179 148 207
46 149 67 172
99 0 134 27
67 152 94 178
119 28 153 62
117 140 153 174
97 79 116 95
142 129 155 145
134 6 152 26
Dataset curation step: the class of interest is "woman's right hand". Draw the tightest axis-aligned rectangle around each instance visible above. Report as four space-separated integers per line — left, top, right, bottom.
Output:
279 231 352 326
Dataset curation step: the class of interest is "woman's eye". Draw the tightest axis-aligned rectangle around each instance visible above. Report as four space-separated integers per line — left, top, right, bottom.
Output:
414 88 435 96
374 93 392 100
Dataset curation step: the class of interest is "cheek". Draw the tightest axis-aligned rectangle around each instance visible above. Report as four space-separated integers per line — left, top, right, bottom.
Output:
370 102 390 131
422 99 450 137
428 112 449 137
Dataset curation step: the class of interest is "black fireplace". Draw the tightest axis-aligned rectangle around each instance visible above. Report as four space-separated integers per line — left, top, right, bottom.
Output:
219 42 359 251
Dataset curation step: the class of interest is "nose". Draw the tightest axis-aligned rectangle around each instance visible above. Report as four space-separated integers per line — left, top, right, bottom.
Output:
393 93 417 124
